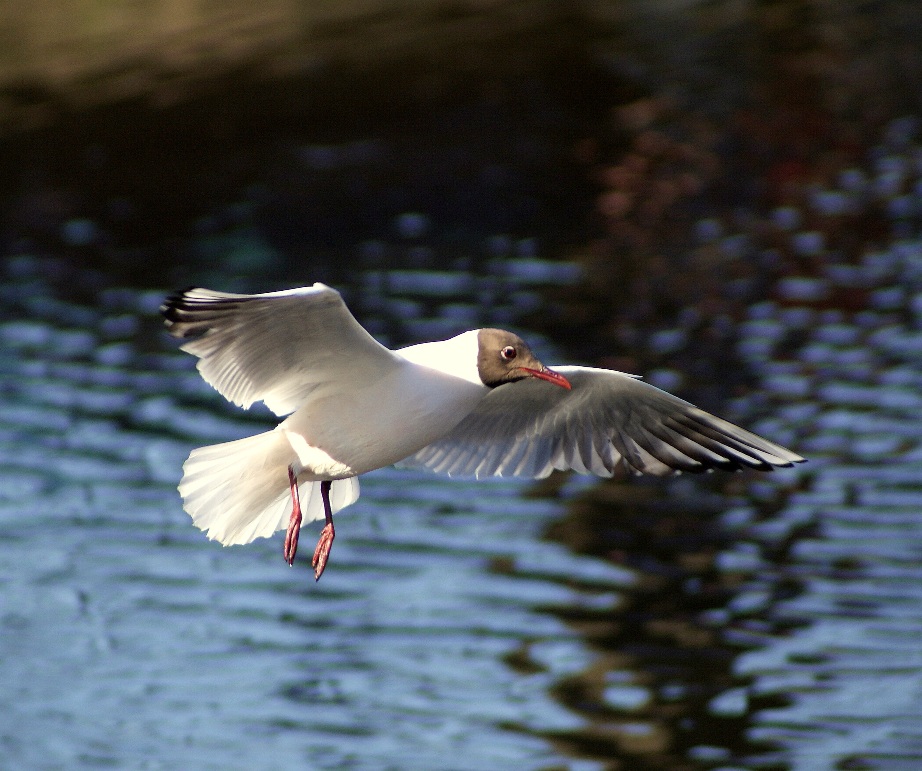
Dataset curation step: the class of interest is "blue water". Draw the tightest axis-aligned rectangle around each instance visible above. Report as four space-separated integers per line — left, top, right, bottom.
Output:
0 257 625 770
3 218 922 769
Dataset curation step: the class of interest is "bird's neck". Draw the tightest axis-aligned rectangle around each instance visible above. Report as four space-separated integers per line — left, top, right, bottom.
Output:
396 330 485 387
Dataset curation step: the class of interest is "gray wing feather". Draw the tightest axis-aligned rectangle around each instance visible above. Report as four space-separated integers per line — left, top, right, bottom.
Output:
397 366 804 479
162 284 399 416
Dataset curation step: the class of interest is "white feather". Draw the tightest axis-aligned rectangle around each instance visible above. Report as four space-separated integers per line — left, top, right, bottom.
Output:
178 429 360 546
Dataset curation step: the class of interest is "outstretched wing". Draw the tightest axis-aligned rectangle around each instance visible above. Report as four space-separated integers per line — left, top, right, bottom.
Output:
397 366 804 478
162 284 400 416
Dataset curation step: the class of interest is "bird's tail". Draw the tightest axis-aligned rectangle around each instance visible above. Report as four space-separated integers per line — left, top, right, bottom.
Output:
177 429 360 546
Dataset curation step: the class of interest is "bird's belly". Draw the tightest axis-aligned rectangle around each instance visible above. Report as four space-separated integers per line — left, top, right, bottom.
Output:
280 366 486 478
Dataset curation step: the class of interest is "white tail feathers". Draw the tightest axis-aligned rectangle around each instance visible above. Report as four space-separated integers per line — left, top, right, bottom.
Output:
178 429 360 546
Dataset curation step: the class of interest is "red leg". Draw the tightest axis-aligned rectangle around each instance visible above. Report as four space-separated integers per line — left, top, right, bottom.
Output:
283 465 301 566
311 480 335 581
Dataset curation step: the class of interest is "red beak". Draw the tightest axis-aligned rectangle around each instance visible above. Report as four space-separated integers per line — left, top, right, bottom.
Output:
521 366 571 390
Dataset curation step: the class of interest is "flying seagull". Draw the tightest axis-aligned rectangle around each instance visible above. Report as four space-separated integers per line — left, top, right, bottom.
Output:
162 284 804 580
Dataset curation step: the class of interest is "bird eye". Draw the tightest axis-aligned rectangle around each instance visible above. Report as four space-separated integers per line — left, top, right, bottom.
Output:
501 346 517 360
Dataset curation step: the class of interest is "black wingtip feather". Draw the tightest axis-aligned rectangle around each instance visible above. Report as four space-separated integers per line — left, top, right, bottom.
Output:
161 287 211 338
161 286 196 317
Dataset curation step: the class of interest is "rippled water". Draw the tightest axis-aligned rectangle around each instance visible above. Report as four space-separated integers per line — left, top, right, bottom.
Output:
543 235 922 768
3 219 922 769
0 256 626 770
729 253 922 769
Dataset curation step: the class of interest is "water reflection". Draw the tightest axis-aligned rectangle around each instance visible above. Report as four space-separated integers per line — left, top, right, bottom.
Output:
4 223 922 770
513 475 795 769
525 196 922 768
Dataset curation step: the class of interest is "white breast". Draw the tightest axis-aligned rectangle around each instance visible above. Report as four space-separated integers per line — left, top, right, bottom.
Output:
280 343 488 478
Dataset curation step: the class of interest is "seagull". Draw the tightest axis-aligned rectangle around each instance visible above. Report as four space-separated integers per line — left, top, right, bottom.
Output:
162 283 804 580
